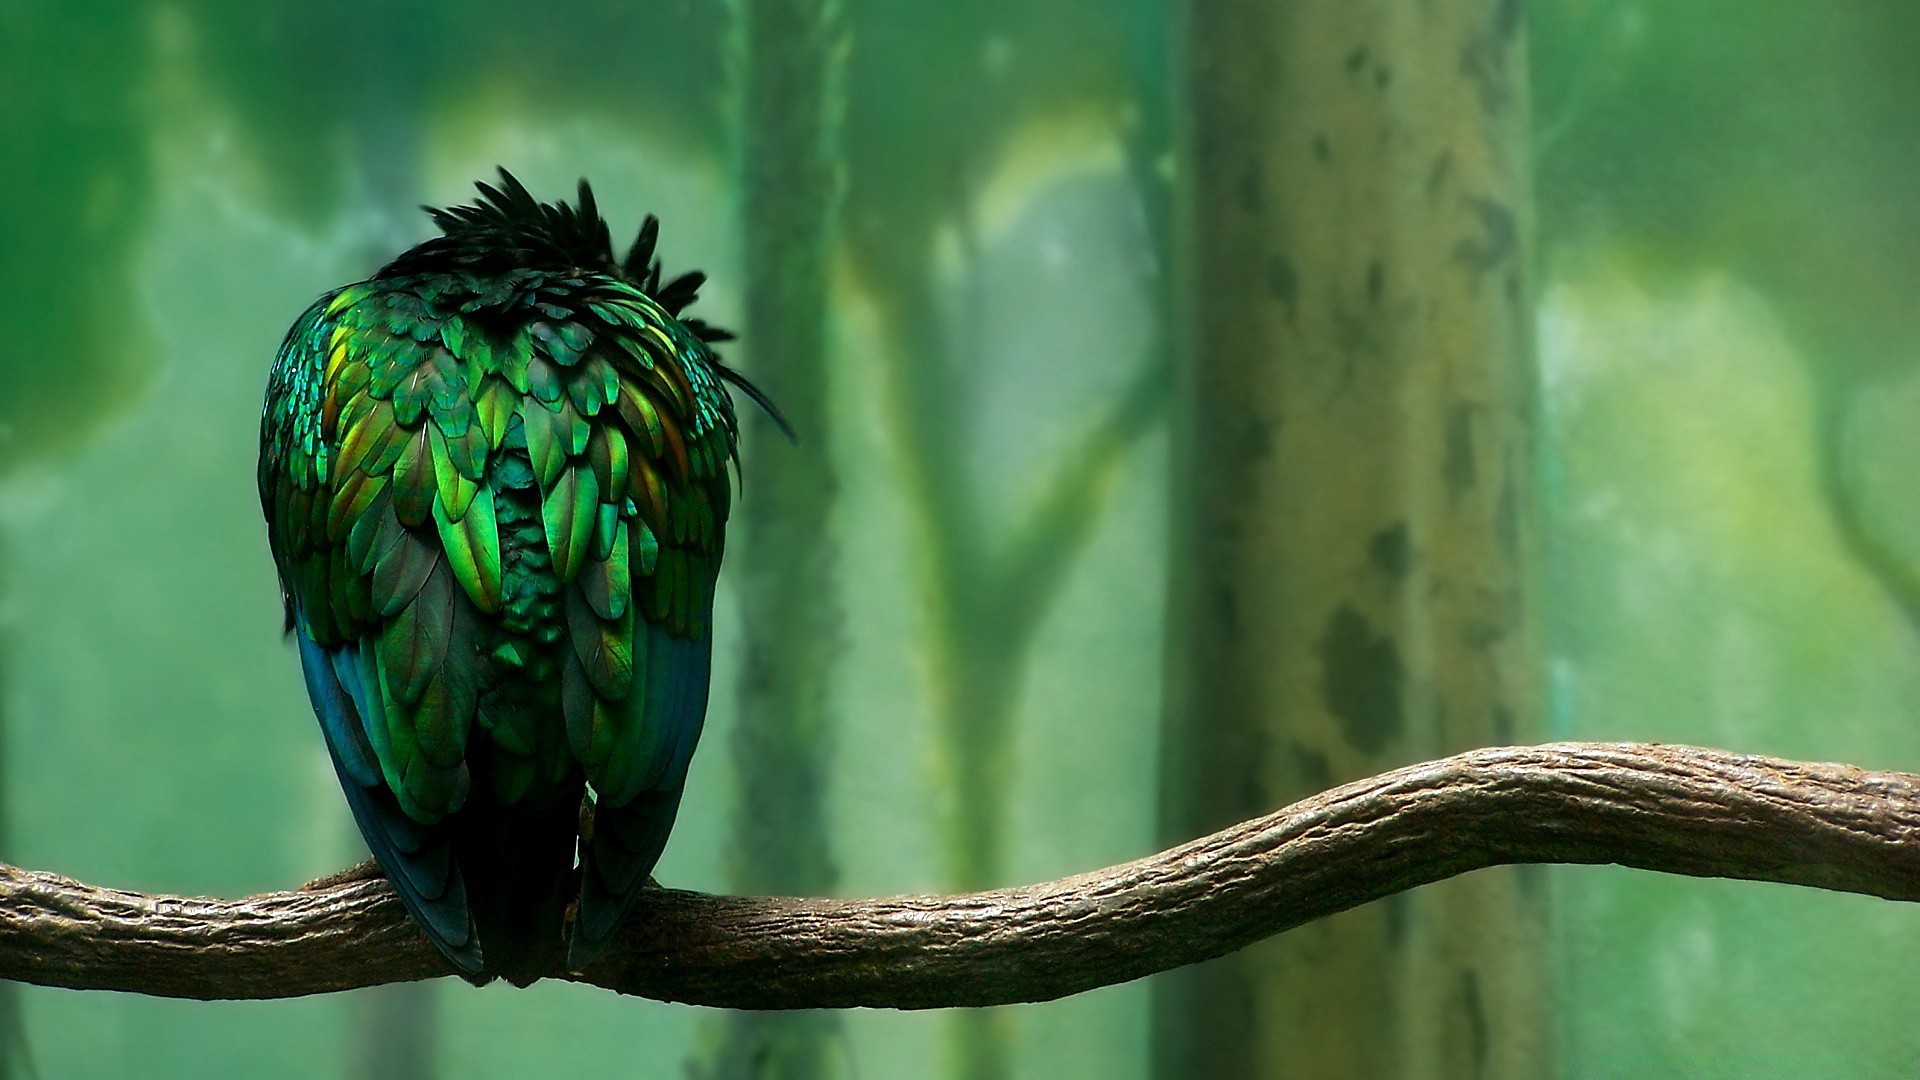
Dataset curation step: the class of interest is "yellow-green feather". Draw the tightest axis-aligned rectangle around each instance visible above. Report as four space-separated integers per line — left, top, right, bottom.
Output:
434 485 503 614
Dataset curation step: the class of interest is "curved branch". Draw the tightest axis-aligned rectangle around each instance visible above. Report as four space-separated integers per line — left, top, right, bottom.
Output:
3 742 1917 1006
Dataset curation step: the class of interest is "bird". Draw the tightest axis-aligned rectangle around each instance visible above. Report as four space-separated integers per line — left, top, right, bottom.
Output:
258 169 788 985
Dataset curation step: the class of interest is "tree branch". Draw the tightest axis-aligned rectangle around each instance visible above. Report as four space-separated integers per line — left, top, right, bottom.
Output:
3 742 1917 1006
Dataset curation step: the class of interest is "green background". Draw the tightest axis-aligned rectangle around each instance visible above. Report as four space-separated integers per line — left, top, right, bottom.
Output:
3 0 1919 1075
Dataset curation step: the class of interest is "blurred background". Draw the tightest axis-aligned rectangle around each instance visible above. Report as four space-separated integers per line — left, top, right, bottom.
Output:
3 0 1920 1076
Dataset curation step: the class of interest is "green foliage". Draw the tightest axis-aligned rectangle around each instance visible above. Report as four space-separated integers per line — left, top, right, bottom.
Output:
0 1 155 468
181 0 731 223
1535 1 1920 1069
1535 1 1920 382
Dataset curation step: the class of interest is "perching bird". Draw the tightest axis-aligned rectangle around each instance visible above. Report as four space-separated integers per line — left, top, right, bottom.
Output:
259 171 786 984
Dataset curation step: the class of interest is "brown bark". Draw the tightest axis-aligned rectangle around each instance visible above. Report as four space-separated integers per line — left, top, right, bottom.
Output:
0 743 1913 1008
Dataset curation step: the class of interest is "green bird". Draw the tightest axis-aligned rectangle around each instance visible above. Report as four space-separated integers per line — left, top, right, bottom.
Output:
259 171 786 984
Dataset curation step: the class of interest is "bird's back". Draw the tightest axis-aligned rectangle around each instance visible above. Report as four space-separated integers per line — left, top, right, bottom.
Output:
260 174 748 982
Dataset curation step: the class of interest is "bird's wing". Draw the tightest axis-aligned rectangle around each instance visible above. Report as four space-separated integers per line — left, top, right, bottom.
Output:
260 284 492 972
560 283 736 968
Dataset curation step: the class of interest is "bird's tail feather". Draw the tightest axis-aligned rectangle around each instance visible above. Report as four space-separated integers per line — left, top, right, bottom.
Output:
451 749 581 987
568 784 687 971
295 628 482 975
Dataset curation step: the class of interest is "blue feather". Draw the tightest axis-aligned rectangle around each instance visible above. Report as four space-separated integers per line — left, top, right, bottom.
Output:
294 622 482 973
570 786 686 967
568 616 713 968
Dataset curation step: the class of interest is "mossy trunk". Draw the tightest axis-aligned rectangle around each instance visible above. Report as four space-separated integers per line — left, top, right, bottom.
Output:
707 0 845 1076
1155 3 1548 1078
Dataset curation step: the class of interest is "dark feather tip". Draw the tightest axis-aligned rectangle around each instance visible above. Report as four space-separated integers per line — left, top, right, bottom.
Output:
684 319 736 344
715 363 798 443
381 169 742 353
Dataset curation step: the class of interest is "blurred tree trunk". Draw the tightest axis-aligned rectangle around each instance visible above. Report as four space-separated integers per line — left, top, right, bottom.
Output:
864 248 1160 1080
351 983 436 1080
1154 3 1548 1079
704 0 845 1077
833 2 1163 1074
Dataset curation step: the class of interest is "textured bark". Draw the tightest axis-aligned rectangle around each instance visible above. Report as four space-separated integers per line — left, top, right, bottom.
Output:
1160 2 1542 1077
0 744 1915 1008
710 0 846 1075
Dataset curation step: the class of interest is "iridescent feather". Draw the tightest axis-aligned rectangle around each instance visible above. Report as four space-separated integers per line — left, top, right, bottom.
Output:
260 170 781 983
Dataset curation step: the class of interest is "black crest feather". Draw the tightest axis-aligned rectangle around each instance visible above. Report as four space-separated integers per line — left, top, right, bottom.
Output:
376 168 791 439
381 168 714 325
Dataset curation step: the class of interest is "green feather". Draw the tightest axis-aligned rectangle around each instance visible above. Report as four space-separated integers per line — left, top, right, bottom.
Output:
595 618 651 803
333 360 371 405
496 324 534 391
391 427 436 527
364 337 414 399
348 488 405 572
334 396 384 469
425 352 469 428
479 700 536 757
391 365 430 427
429 426 479 520
566 371 602 417
592 501 618 562
380 555 453 706
446 420 489 482
439 316 477 367
616 382 666 458
409 594 478 771
633 519 660 575
558 320 594 362
327 547 355 634
559 398 591 455
533 320 592 368
561 651 608 765
580 519 630 621
373 531 438 618
434 485 503 614
521 400 564 489
541 463 599 583
526 353 563 404
588 426 630 502
327 469 387 544
475 377 515 448
567 588 633 701
339 403 407 479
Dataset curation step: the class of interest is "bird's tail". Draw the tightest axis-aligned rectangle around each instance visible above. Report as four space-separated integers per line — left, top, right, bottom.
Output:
295 629 483 976
450 749 582 987
568 784 687 971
